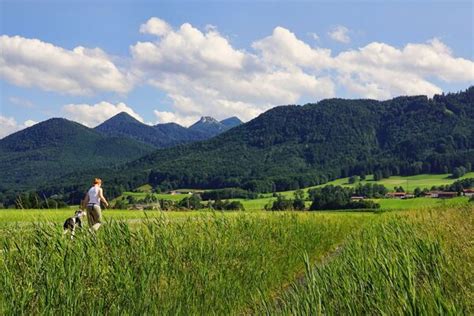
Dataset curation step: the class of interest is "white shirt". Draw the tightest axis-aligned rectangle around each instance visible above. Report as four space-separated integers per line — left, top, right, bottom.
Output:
88 185 101 205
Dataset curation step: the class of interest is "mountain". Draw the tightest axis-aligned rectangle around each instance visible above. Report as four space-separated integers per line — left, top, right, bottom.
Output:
104 87 473 193
0 118 155 189
95 112 168 147
95 112 239 147
189 116 243 137
220 116 243 129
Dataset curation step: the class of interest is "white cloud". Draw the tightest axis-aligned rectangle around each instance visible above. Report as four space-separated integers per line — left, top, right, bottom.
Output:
62 101 144 127
0 115 37 139
139 17 172 36
153 110 199 127
328 25 350 43
132 21 336 122
334 39 474 98
0 35 131 95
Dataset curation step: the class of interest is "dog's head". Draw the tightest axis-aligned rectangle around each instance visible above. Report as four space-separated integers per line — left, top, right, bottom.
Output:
75 210 86 218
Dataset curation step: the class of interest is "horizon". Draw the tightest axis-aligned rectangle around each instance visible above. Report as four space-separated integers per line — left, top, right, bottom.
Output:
1 0 473 138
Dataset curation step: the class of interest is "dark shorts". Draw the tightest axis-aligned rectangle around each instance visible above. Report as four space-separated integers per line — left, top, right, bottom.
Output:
87 204 102 226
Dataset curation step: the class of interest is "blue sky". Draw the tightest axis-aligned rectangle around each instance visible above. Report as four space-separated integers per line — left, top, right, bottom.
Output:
1 0 473 137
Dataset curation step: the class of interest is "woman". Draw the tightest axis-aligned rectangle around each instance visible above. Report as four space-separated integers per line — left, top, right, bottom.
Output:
82 178 109 231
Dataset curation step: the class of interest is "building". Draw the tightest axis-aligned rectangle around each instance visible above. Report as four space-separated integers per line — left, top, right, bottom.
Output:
437 192 458 199
385 192 407 199
462 189 474 197
350 196 365 201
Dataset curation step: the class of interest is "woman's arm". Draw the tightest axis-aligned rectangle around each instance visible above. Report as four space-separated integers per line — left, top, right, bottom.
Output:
99 188 109 207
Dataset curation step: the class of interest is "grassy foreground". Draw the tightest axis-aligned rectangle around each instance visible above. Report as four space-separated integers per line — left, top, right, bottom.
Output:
0 204 472 314
257 205 474 315
0 212 366 314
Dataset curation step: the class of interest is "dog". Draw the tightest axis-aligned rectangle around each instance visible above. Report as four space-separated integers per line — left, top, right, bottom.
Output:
63 209 86 239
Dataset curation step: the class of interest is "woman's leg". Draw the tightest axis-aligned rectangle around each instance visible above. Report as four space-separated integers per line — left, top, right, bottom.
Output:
87 205 102 231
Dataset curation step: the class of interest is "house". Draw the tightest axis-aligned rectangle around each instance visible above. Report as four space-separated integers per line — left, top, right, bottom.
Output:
404 194 415 199
423 191 440 198
463 189 474 197
385 192 406 199
437 192 458 199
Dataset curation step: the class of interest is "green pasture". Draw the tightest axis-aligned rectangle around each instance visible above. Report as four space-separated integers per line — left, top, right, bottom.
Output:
275 172 474 198
1 203 472 314
115 173 473 208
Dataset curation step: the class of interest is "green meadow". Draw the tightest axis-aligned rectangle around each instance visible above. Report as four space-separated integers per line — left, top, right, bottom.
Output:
1 202 472 314
1 173 472 314
275 172 474 198
115 173 474 211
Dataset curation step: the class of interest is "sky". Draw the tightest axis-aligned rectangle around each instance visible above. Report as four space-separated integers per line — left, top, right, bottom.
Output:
1 0 473 138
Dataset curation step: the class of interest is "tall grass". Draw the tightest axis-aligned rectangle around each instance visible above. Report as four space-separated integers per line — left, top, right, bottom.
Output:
0 212 363 315
257 205 473 315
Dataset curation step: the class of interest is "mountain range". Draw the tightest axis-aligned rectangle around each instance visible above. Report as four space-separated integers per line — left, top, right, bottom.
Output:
95 113 242 147
0 114 242 190
0 87 473 204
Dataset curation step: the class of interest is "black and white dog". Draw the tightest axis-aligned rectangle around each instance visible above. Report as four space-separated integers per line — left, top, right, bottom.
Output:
63 210 86 239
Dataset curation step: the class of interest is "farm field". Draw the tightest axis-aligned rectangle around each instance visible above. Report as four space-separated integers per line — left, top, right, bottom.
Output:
274 172 474 198
114 173 474 210
0 202 472 314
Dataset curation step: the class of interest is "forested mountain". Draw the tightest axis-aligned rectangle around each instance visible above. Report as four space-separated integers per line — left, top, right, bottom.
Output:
101 87 472 193
95 112 242 147
0 118 155 190
189 116 243 137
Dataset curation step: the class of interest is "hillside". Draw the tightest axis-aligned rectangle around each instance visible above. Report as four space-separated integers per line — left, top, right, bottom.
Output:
0 118 155 190
110 87 474 192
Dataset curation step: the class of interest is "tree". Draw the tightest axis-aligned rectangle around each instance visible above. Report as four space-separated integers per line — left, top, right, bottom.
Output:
270 195 294 211
348 175 359 184
293 189 306 211
452 166 467 179
414 187 422 197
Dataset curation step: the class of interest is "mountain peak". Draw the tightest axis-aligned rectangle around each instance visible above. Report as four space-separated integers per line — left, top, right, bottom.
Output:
102 112 141 124
198 116 220 124
220 116 243 128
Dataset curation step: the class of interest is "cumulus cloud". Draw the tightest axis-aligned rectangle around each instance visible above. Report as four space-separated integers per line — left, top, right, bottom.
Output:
62 101 144 127
132 19 336 122
0 35 131 95
333 39 474 98
0 115 37 139
139 17 172 36
328 25 351 43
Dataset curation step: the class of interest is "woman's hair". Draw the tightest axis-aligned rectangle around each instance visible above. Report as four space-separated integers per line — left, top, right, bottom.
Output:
93 178 102 185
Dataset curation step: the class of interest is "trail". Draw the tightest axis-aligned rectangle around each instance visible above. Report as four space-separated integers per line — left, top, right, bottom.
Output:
254 243 346 315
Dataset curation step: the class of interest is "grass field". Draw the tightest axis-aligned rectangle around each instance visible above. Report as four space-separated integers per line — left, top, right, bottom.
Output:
0 211 369 314
0 201 472 314
114 173 474 211
274 172 474 198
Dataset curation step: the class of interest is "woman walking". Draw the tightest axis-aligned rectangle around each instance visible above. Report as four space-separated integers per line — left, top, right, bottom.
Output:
82 178 109 231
